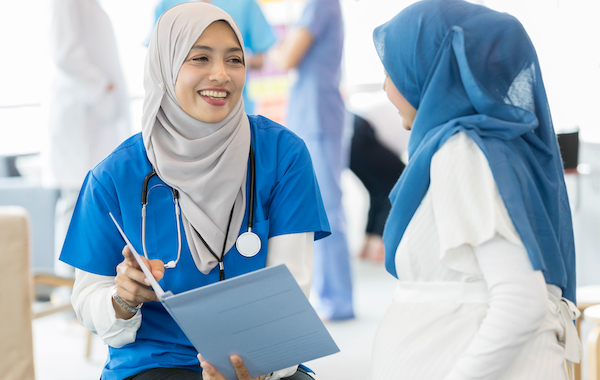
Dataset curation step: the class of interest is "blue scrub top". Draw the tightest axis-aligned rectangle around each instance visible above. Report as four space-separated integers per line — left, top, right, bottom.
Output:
286 0 345 139
148 0 277 114
60 115 330 380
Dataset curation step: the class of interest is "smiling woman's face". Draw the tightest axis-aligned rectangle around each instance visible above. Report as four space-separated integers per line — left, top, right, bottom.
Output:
175 21 246 123
384 74 417 131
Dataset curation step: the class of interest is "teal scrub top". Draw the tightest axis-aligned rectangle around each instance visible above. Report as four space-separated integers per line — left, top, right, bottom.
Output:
60 115 330 380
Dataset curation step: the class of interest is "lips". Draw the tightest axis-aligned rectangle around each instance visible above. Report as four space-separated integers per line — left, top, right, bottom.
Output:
198 89 230 106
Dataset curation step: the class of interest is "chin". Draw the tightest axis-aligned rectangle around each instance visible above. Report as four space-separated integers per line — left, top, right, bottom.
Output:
194 110 229 123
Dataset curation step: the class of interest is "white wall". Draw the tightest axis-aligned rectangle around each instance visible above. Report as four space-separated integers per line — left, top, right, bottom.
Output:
570 142 600 286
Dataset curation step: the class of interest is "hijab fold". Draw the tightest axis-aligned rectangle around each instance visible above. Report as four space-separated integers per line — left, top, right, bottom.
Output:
142 2 250 274
375 0 576 302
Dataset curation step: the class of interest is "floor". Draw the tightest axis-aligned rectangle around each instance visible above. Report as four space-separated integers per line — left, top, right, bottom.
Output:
32 171 398 380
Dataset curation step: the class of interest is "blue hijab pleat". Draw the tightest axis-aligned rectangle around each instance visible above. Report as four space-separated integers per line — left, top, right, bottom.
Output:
375 0 576 302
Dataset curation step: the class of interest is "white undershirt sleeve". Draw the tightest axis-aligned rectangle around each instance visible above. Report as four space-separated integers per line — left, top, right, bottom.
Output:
265 232 314 379
444 234 548 380
266 232 314 298
72 269 141 348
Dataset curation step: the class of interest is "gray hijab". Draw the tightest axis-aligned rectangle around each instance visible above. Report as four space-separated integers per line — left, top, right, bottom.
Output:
142 2 250 274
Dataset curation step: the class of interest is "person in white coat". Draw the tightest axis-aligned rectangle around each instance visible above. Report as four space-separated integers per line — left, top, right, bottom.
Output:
43 0 131 277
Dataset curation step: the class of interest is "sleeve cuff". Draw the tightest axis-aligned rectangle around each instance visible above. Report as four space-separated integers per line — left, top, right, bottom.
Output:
97 286 142 348
267 365 298 380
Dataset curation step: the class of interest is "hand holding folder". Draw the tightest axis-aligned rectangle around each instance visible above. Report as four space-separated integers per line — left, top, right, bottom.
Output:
109 213 339 380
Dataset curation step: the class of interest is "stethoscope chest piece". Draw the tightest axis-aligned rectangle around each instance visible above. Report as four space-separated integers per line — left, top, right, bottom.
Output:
236 231 261 257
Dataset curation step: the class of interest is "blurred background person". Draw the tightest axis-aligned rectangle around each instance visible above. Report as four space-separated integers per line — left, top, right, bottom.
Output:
346 91 409 263
270 0 353 321
146 0 276 115
42 0 132 280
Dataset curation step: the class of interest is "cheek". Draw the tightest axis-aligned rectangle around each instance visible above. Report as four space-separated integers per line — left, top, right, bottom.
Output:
174 75 185 101
397 96 412 113
388 92 405 114
233 70 246 90
384 78 402 109
174 69 196 105
386 84 411 116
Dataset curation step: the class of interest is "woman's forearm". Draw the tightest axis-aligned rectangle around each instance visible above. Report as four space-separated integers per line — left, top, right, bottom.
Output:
444 235 548 380
72 269 142 348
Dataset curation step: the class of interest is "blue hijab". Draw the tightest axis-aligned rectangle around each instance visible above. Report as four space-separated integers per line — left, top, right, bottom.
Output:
375 0 576 302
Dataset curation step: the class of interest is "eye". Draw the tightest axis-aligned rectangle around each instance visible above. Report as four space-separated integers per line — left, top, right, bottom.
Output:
192 56 209 62
228 57 244 65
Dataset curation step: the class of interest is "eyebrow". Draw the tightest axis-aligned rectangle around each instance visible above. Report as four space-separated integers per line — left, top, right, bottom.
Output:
189 45 243 54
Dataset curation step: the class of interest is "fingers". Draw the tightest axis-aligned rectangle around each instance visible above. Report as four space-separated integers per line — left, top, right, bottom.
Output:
121 245 138 266
115 246 159 304
198 354 267 380
230 355 252 379
149 259 165 282
122 246 165 282
230 355 266 380
198 354 224 380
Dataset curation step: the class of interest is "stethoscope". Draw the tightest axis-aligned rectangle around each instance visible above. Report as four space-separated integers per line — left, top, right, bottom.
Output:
141 145 261 279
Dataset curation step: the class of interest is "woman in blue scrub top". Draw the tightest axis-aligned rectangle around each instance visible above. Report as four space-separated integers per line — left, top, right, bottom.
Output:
270 0 353 321
60 3 329 380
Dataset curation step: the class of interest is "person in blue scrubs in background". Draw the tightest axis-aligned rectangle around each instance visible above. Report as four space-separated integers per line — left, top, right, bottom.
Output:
270 0 354 321
146 0 276 115
60 3 328 380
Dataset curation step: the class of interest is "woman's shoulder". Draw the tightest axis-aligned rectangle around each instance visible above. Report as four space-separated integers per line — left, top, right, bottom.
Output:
249 115 313 171
432 131 491 178
431 131 493 193
90 132 151 185
430 131 522 250
435 131 482 162
249 115 305 147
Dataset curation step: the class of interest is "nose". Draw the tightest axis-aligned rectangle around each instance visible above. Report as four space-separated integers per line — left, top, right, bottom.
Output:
209 61 230 84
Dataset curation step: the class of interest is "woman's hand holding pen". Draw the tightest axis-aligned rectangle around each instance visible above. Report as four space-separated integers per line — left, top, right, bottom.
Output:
113 245 165 319
198 354 268 380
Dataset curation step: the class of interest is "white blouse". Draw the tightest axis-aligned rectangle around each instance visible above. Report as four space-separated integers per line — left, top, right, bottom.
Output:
371 132 580 380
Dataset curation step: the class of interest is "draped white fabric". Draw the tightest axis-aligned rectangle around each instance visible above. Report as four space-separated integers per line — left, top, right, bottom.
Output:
371 133 578 379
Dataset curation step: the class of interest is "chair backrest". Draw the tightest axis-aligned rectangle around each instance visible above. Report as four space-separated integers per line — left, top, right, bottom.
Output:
557 130 580 171
0 206 35 380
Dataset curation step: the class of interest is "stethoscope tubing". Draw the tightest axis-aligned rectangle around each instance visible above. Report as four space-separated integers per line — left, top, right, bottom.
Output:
248 145 255 231
140 144 257 269
142 182 182 268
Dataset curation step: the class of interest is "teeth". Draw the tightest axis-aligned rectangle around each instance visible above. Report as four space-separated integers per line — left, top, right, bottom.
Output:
199 90 227 98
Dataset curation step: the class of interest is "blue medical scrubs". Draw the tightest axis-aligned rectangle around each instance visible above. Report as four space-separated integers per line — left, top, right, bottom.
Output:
60 116 330 380
148 0 276 114
285 0 354 320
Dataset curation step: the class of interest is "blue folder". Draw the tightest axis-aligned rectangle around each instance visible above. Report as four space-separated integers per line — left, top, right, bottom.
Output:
109 213 339 380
